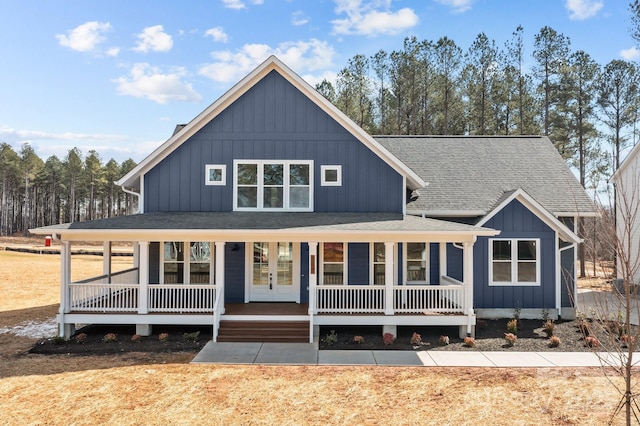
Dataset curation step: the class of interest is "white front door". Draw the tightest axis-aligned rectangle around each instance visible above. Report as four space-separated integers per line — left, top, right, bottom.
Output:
249 242 297 302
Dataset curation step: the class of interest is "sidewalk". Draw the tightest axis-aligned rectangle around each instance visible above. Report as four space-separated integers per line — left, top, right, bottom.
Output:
191 342 638 367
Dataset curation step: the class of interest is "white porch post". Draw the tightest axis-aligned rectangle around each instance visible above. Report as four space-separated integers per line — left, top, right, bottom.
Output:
138 242 149 315
439 243 447 281
59 240 73 338
308 242 318 343
463 240 475 337
103 241 112 283
215 242 226 314
384 242 395 315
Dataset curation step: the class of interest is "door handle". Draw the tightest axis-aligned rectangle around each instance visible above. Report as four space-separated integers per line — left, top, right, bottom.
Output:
269 273 273 290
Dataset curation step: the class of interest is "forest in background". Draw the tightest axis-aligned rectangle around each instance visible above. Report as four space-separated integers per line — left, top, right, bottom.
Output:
3 7 640 236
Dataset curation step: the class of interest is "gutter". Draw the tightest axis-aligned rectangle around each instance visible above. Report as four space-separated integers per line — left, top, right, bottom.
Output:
120 184 141 214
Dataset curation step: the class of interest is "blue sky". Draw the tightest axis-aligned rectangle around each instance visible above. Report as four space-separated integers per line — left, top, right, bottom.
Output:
0 0 636 164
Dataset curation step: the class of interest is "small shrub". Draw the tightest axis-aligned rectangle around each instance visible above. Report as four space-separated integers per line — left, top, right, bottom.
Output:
158 333 169 342
542 320 555 338
51 336 65 345
578 320 592 336
103 333 118 343
504 333 517 347
584 336 600 347
620 334 636 348
410 332 422 345
183 331 201 342
131 334 142 343
506 319 518 334
352 335 365 344
74 333 88 344
463 336 475 348
324 330 338 346
548 335 561 348
606 320 624 337
383 333 396 346
439 335 450 346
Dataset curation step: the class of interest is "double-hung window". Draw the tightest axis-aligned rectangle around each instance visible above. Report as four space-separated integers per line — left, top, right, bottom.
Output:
234 160 313 211
321 242 346 285
162 241 214 284
489 239 540 286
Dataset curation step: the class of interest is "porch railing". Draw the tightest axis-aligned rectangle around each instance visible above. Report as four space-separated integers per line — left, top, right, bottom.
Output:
393 283 464 314
148 285 216 313
69 283 139 312
316 285 386 313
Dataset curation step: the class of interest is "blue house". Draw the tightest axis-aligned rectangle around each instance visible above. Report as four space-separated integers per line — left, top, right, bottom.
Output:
31 56 595 342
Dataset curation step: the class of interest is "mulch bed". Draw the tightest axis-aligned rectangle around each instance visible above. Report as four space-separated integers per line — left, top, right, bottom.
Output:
30 325 211 356
319 319 634 352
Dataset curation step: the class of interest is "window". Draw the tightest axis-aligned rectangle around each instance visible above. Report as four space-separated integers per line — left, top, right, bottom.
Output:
489 239 540 286
321 242 346 284
205 164 226 185
234 160 313 211
321 165 342 186
371 243 385 285
406 243 427 283
162 241 214 284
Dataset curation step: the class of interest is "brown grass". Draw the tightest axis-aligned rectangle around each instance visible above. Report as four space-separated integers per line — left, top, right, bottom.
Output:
0 247 630 425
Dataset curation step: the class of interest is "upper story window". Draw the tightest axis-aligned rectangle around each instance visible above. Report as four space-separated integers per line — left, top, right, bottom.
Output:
489 239 540 286
205 164 226 186
321 165 342 186
233 160 313 211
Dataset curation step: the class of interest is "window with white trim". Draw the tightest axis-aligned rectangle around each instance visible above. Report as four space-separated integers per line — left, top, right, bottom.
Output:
205 164 226 185
321 165 342 186
321 242 346 285
406 242 427 283
489 238 540 286
234 160 313 211
371 242 385 285
162 241 214 284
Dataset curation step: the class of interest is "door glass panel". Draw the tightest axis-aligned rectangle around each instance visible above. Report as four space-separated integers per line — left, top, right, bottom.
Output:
277 243 293 286
253 242 269 286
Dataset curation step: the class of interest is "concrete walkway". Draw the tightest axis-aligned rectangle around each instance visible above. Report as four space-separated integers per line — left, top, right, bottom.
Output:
191 342 640 367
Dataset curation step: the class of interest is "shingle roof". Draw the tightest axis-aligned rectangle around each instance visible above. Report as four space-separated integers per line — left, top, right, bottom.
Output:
31 212 497 238
376 135 595 216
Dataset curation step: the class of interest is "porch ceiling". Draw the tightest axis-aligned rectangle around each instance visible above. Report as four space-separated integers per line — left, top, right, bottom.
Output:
30 212 499 242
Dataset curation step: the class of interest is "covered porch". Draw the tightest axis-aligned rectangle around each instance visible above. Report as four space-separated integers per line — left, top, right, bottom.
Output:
32 212 499 342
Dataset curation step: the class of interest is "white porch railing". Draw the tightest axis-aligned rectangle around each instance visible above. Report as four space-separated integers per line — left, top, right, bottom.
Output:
148 285 216 313
393 283 465 314
69 283 139 312
316 285 385 313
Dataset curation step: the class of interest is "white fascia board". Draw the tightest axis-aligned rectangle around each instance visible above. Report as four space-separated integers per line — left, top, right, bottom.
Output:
554 211 598 218
612 142 640 182
407 209 486 217
43 227 499 244
116 55 426 191
476 188 581 244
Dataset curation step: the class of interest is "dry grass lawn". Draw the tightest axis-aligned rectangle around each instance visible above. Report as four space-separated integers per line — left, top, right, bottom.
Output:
0 246 632 425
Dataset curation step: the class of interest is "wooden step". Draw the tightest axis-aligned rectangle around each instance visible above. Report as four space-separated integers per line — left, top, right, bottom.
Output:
217 320 309 343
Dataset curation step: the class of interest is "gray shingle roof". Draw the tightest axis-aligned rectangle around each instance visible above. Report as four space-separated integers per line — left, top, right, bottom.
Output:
32 212 496 236
375 135 595 216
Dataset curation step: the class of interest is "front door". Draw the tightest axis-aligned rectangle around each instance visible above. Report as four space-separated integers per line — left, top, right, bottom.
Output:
249 242 297 302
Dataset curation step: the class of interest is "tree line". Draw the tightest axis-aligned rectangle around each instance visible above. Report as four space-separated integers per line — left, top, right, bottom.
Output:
316 25 638 196
0 143 137 236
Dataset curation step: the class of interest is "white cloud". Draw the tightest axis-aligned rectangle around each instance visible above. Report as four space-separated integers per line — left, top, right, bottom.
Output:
433 0 475 13
621 46 640 60
221 0 263 9
114 63 202 104
106 47 120 57
205 27 229 43
292 10 310 26
133 25 173 52
332 0 419 36
0 125 126 143
56 21 112 52
199 39 335 84
565 0 603 20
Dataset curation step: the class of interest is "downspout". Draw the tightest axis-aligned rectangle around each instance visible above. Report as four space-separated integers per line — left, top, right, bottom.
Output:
120 185 141 214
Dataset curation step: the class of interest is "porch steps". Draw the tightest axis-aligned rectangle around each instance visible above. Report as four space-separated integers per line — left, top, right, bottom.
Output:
217 320 309 343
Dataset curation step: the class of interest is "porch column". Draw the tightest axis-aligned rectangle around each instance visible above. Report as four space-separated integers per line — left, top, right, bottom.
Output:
384 242 395 315
138 241 149 314
439 243 447 280
308 242 318 315
59 240 73 338
463 240 475 337
215 242 225 314
103 241 112 283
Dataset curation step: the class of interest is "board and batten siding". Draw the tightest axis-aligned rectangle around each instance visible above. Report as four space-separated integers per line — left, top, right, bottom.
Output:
474 199 556 310
144 70 403 214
